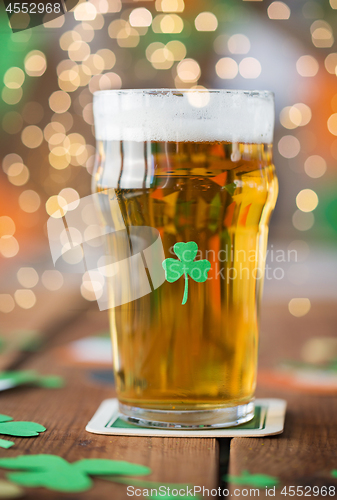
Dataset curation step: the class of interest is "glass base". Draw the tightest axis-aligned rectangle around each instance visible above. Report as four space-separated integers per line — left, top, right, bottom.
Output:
118 401 255 429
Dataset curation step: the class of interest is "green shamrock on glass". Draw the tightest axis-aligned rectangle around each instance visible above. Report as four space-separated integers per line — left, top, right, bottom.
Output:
162 242 211 305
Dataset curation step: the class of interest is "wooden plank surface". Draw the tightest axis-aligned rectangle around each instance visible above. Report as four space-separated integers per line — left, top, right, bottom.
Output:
0 307 219 499
2 297 337 499
228 301 337 499
0 285 86 371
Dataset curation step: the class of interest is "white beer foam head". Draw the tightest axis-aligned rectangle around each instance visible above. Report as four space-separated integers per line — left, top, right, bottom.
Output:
93 89 274 144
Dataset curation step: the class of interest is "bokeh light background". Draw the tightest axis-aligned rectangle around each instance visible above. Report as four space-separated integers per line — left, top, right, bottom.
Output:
0 0 337 321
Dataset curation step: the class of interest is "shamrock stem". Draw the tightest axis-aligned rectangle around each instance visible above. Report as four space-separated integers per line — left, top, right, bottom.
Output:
182 273 188 305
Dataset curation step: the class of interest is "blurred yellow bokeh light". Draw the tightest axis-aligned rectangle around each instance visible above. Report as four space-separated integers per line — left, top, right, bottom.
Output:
0 216 16 237
177 59 201 82
327 113 337 135
129 8 152 27
296 189 319 212
267 1 291 19
46 195 68 218
19 190 41 213
21 125 43 149
24 51 47 77
14 289 36 309
288 298 311 317
4 67 25 89
304 155 327 178
296 55 319 77
0 294 15 313
215 57 238 79
194 12 218 32
17 267 39 288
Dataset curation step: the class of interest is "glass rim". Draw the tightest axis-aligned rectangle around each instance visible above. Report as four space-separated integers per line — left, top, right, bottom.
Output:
94 88 274 98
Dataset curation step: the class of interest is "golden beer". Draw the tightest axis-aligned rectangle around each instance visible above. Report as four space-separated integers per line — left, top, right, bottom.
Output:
93 90 277 427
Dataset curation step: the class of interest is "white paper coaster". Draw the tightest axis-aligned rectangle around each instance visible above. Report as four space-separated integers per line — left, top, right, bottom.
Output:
86 398 286 438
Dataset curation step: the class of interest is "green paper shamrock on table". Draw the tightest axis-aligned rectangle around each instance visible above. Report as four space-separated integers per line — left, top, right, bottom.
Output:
224 470 280 488
0 414 46 438
162 242 211 305
0 370 64 391
0 439 14 449
0 455 151 492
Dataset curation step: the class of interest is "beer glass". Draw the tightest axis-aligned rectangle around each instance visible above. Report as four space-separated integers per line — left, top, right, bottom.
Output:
92 89 278 428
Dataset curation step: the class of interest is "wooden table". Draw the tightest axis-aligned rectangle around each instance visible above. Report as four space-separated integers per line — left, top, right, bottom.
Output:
1 294 337 499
